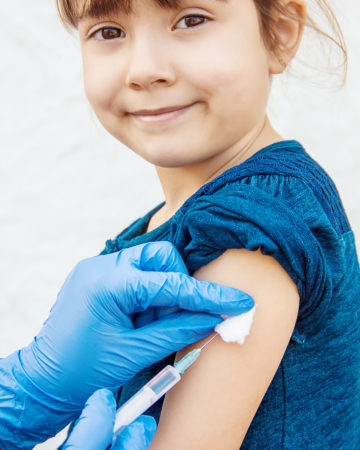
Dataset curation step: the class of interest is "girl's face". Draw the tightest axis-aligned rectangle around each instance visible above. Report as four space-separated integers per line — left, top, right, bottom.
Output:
78 0 278 168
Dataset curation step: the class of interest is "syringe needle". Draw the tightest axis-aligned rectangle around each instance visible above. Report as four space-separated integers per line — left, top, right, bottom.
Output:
199 333 218 350
174 333 219 374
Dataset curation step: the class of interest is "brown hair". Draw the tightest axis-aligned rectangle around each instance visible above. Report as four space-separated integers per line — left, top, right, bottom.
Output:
56 0 347 80
254 0 347 80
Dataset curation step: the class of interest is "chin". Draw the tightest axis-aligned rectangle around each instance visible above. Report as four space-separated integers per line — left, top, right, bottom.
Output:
135 144 205 168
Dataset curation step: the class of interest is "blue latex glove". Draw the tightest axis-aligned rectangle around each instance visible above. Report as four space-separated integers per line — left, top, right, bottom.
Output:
63 389 156 450
0 241 254 448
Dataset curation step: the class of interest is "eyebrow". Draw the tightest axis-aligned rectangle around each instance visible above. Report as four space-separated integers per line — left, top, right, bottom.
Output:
78 0 227 22
79 0 133 21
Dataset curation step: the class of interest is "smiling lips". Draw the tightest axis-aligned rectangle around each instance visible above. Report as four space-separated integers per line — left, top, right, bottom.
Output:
131 103 195 124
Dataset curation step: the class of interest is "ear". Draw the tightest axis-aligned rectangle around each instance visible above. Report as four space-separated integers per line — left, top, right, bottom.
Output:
269 0 307 74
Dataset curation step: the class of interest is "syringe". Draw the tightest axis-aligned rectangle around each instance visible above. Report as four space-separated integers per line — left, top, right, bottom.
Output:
113 333 218 438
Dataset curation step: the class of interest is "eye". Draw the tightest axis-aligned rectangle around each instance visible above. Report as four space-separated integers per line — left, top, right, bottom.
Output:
91 27 125 40
175 14 209 29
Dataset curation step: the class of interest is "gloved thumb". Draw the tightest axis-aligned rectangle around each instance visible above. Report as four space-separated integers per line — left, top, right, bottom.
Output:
129 310 222 367
63 389 116 449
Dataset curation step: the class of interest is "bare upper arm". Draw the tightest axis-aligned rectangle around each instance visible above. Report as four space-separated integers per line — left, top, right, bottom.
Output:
149 248 300 449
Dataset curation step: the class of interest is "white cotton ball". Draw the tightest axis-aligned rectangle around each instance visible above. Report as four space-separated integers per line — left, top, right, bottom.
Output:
215 305 257 344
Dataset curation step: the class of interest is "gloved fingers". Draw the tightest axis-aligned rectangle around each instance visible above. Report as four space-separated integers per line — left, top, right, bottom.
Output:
134 305 181 328
133 270 254 315
112 415 157 450
125 241 188 273
63 389 116 450
133 306 158 328
130 311 222 363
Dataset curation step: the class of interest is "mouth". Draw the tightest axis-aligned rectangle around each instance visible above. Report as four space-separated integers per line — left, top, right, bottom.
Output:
130 103 196 124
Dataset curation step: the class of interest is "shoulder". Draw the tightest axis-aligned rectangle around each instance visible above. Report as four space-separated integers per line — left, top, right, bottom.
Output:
172 149 348 340
175 145 349 278
176 170 338 277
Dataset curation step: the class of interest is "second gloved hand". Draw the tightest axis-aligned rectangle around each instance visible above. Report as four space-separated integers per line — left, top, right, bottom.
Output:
63 389 156 450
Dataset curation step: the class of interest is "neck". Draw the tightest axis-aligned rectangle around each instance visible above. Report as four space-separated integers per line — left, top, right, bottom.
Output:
154 117 282 220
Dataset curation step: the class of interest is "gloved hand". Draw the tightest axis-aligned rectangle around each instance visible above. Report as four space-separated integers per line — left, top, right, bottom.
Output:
63 389 156 450
0 241 254 448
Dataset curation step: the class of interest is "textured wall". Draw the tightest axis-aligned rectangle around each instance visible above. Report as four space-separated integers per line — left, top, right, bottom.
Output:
1 1 359 448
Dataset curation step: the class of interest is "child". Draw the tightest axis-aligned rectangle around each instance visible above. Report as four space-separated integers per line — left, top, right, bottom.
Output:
57 0 360 448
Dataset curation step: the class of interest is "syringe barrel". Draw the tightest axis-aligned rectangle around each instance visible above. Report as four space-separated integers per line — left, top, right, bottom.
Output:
114 365 181 434
147 364 181 397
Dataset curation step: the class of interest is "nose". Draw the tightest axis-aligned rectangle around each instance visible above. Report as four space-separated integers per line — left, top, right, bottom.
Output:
125 31 176 91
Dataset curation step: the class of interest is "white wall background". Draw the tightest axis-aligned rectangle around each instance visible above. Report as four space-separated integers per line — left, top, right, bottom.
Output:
0 1 359 448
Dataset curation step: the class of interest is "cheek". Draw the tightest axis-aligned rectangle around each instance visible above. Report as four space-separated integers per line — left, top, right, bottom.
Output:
181 29 270 112
82 55 118 113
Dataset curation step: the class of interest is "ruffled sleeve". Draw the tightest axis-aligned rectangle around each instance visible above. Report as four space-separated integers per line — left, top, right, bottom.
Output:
171 175 347 343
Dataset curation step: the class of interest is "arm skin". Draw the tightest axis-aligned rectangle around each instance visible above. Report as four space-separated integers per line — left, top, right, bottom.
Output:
149 248 300 449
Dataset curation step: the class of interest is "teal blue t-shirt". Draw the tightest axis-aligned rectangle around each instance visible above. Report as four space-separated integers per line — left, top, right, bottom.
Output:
102 140 360 448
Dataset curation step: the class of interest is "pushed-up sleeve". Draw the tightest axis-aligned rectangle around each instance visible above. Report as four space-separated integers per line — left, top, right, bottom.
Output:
172 178 347 343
